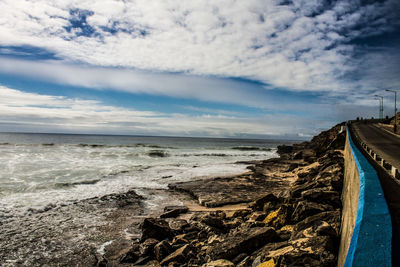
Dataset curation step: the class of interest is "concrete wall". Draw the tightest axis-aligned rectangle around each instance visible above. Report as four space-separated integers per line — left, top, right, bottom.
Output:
338 127 392 267
338 131 360 267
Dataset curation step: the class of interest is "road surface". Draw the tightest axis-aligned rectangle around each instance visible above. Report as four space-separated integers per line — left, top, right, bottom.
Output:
352 122 400 170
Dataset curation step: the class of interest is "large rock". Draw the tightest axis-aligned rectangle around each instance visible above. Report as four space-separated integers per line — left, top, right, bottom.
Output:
140 218 174 241
291 201 333 223
207 227 278 260
160 244 193 265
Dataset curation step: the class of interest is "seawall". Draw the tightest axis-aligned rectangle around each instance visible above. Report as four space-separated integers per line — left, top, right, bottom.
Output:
338 126 392 266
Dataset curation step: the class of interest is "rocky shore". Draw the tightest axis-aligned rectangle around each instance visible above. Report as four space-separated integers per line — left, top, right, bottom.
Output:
100 123 346 267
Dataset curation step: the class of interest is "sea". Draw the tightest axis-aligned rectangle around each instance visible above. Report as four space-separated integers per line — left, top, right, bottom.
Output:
0 132 296 217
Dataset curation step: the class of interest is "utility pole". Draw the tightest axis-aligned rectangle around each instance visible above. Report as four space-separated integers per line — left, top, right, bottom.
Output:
385 89 397 133
374 95 384 119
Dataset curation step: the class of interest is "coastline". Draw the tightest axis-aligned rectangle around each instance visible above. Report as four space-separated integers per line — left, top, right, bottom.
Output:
100 122 346 266
0 124 345 266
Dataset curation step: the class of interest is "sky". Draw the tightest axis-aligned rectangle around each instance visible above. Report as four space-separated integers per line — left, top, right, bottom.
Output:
0 0 399 139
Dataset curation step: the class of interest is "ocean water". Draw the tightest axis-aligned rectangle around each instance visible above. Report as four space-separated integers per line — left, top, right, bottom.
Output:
0 132 295 216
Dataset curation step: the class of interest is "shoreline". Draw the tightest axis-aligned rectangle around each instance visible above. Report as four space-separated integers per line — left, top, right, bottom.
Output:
100 123 346 266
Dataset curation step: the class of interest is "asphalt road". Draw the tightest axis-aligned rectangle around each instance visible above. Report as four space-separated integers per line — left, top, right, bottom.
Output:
352 122 400 170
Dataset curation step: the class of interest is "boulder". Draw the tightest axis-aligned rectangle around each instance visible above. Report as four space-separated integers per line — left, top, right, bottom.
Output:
140 218 173 241
291 201 333 223
160 244 193 265
207 227 278 260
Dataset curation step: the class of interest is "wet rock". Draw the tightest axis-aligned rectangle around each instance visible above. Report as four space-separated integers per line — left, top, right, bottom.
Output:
160 244 193 265
160 206 188 218
207 227 278 260
154 240 172 262
140 218 173 241
204 259 235 267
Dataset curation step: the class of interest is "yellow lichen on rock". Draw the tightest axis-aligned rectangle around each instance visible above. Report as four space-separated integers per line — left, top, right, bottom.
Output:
263 208 280 224
263 204 292 228
279 224 294 232
257 258 276 267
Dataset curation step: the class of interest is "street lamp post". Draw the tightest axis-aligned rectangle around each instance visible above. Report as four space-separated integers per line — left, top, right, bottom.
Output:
385 89 397 133
374 95 383 119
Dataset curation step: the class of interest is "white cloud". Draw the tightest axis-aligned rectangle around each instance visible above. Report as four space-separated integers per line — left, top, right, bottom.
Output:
0 0 398 94
0 85 335 138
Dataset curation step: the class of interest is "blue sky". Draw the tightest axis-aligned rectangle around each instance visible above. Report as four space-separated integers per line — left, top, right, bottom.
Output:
0 0 399 139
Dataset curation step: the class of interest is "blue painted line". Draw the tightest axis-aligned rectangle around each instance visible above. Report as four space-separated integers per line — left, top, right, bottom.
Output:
344 127 392 267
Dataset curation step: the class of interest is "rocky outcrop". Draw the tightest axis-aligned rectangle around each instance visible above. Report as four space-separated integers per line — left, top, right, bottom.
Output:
101 122 346 266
